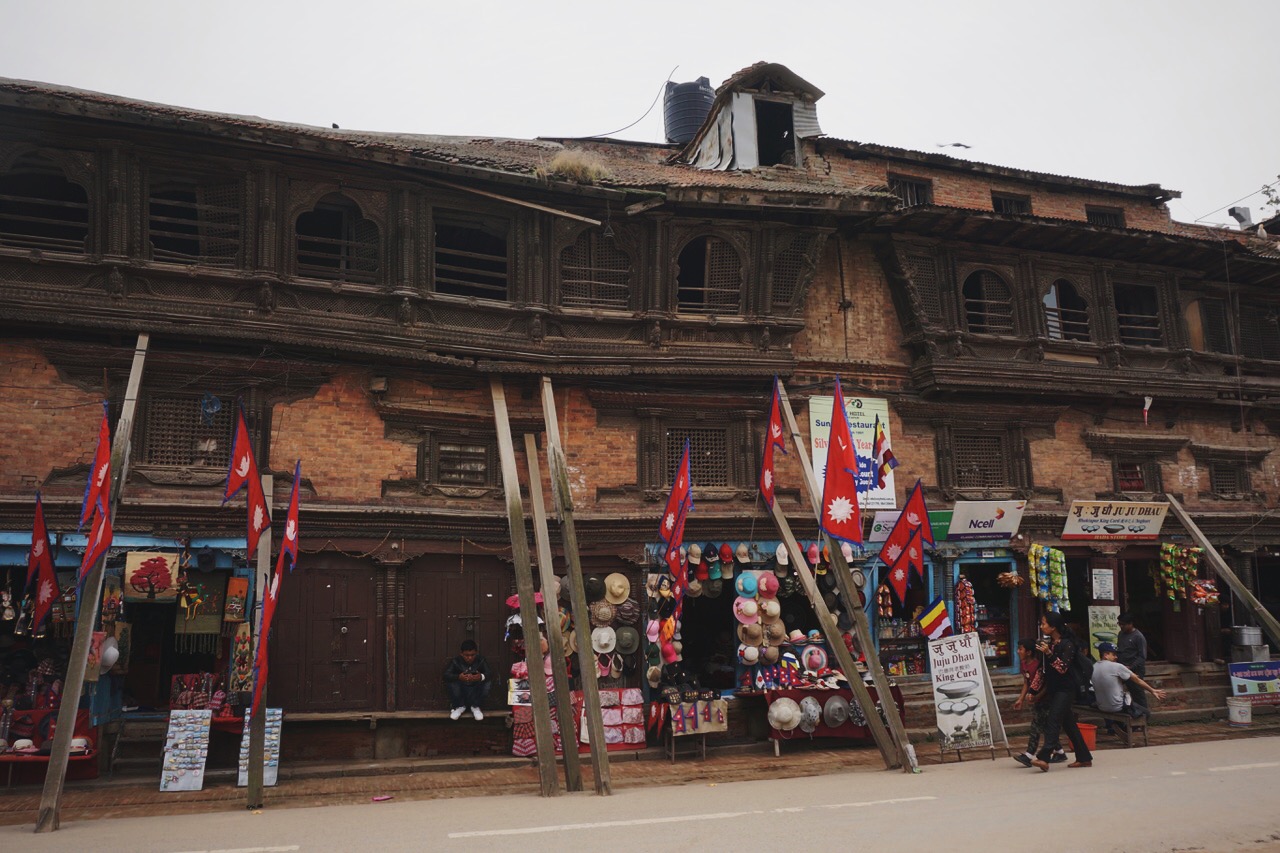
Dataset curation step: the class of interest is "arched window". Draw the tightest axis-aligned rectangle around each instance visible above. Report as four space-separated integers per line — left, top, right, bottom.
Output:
962 270 1014 335
0 153 89 253
295 194 379 284
560 229 630 309
1043 279 1091 342
677 236 741 314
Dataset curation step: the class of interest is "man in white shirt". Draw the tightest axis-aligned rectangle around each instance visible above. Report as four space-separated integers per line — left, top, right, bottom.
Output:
1092 641 1165 724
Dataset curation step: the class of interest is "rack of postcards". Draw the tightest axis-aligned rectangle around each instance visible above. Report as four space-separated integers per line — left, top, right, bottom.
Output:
876 618 926 676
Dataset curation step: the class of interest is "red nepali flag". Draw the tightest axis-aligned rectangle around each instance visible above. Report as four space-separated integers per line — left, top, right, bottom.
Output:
29 494 60 631
280 460 301 572
80 402 112 530
820 380 863 545
78 502 113 583
759 377 788 508
658 439 692 545
878 479 933 589
882 527 923 606
223 406 271 556
253 461 301 714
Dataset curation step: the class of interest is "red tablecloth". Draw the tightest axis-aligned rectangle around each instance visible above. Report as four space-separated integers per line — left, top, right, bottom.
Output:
765 685 905 740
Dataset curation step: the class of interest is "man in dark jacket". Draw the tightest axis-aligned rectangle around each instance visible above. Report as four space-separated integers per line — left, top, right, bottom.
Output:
443 640 492 720
1117 613 1149 710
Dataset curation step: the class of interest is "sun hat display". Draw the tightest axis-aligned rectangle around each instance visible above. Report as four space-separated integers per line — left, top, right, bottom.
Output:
735 572 758 598
823 695 851 728
760 598 782 622
69 736 91 753
761 644 781 664
737 622 764 646
585 576 606 602
615 625 640 655
738 644 760 665
768 697 802 732
616 598 640 625
732 596 760 625
12 738 37 753
589 600 617 627
758 573 779 598
788 628 807 644
801 644 829 672
591 626 617 654
763 620 786 644
565 630 578 655
735 543 752 565
799 696 822 733
604 573 631 605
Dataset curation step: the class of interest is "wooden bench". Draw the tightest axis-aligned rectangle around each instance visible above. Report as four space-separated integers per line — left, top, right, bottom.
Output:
1073 704 1148 748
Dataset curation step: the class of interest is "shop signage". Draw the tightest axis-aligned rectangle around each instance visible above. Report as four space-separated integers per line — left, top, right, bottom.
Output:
946 501 1026 542
927 632 994 751
809 396 896 510
1087 606 1120 656
160 710 211 792
1228 662 1280 705
867 510 953 542
1062 501 1168 540
1091 568 1116 601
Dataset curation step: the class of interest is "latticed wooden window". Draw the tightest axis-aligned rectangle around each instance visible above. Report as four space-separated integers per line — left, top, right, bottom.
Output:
903 250 943 324
1209 461 1248 496
140 395 235 468
1113 283 1163 346
434 214 509 300
419 432 498 488
0 153 89 253
962 271 1015 335
665 426 729 488
1116 459 1158 492
1199 298 1233 354
992 193 1031 215
295 195 379 284
560 230 630 309
1086 206 1125 228
770 234 814 310
1237 303 1280 361
952 432 1008 489
888 174 932 208
677 236 742 314
149 178 242 267
1043 279 1090 342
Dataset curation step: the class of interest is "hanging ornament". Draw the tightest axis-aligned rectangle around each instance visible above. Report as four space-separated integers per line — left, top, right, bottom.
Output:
1143 395 1153 426
953 575 976 634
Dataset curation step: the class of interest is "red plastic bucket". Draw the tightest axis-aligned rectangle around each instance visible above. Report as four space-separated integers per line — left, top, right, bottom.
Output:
1077 722 1097 751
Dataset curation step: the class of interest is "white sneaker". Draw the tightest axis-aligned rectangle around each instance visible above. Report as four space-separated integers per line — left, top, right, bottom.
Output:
449 707 465 720
471 707 484 721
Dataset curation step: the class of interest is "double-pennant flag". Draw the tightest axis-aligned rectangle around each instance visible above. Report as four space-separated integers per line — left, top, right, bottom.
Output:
820 380 863 545
28 493 59 631
872 414 899 490
252 460 301 715
223 406 271 556
78 403 114 583
759 377 788 509
659 440 693 613
877 479 934 604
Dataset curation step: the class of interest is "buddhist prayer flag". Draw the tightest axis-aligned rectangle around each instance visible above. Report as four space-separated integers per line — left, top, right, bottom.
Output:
223 406 271 556
820 380 863 545
919 595 953 640
872 414 899 490
79 402 111 530
759 377 788 508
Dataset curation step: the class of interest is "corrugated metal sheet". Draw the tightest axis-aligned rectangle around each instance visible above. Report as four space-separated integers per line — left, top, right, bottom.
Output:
730 92 758 170
793 102 822 138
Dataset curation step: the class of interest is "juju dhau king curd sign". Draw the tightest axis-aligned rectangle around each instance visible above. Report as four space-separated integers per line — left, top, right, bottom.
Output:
927 632 996 751
808 395 895 510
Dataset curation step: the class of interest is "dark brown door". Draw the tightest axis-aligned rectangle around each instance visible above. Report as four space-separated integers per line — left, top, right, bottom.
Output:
399 559 509 710
271 556 379 711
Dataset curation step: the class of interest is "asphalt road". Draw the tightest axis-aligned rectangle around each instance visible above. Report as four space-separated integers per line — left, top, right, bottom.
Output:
6 737 1280 853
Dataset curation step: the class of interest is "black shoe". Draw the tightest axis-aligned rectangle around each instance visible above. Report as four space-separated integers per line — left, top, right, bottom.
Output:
1014 753 1033 767
1048 752 1068 763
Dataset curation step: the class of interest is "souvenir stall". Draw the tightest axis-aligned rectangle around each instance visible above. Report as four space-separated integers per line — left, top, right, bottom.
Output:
952 555 1021 671
866 556 932 677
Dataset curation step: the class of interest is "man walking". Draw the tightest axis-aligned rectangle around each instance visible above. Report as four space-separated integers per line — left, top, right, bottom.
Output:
443 640 492 720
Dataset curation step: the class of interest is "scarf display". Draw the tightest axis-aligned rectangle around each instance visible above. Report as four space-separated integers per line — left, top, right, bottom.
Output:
173 569 227 654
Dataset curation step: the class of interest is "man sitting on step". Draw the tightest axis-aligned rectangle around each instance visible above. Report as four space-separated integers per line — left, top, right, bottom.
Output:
443 640 492 721
1092 641 1165 736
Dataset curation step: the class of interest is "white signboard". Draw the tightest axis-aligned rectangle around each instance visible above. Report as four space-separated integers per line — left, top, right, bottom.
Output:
1091 568 1116 601
808 396 896 510
1088 606 1121 656
237 708 283 787
1062 501 1169 540
927 632 993 751
160 710 211 792
946 501 1026 541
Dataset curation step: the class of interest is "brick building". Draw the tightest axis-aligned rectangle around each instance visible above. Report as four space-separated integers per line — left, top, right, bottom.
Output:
1 63 1276 757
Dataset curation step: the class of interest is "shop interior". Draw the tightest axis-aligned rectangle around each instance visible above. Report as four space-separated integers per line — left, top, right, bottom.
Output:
869 560 930 676
956 560 1017 671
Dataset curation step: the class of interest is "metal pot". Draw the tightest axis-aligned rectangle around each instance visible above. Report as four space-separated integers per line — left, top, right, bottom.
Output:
1233 626 1263 647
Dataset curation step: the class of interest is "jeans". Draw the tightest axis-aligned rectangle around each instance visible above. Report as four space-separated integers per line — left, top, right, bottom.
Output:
1037 689 1092 763
447 678 491 709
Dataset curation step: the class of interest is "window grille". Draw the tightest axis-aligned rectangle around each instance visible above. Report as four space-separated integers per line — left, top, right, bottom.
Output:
0 154 89 253
141 395 235 468
665 426 729 488
1237 304 1280 361
560 229 630 309
992 193 1031 215
1043 279 1091 342
1199 298 1233 354
437 440 491 486
903 251 943 323
149 179 242 266
1209 461 1248 496
1113 283 1163 346
434 216 509 300
770 234 813 310
888 175 933 208
1116 459 1158 492
295 196 379 284
962 270 1015 335
1086 206 1125 228
951 433 1008 489
677 236 741 314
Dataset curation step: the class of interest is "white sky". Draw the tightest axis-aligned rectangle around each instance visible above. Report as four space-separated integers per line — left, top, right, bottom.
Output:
2 0 1276 228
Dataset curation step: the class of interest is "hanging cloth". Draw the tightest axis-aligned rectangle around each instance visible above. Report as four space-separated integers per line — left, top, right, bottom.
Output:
173 569 227 654
222 577 249 636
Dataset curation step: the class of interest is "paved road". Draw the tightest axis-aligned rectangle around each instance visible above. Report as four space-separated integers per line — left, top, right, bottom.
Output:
6 737 1279 853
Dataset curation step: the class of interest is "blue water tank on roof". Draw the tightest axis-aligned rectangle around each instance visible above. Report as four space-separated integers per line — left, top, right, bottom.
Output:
663 77 715 145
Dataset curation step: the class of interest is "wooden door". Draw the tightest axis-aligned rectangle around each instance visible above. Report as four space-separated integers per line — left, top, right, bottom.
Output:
271 556 380 711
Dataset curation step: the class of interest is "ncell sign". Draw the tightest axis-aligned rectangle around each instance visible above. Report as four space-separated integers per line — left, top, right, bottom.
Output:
945 501 1026 542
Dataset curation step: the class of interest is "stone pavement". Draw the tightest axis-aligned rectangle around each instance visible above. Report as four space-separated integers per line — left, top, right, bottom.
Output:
2 715 1277 827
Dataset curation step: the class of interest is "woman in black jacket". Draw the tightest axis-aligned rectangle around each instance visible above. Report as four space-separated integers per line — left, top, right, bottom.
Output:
1031 611 1093 771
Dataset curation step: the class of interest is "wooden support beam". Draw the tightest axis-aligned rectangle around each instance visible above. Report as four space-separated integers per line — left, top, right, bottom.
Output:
36 333 149 832
539 377 611 795
524 432 584 792
246 474 273 809
1165 494 1280 649
490 378 559 797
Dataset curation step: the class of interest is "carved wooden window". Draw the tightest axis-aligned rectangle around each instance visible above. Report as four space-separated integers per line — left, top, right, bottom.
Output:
295 194 380 284
434 213 509 300
138 394 237 469
1086 206 1125 228
665 425 729 488
952 432 1008 489
902 250 944 324
676 236 742 314
962 270 1015 335
1198 297 1233 354
888 174 932 208
560 229 630 309
938 426 1031 497
1112 282 1163 346
1043 279 1091 342
992 193 1031 215
148 177 242 267
770 233 815 310
1208 461 1248 496
1115 458 1159 493
1237 302 1280 361
0 153 89 254
418 431 499 488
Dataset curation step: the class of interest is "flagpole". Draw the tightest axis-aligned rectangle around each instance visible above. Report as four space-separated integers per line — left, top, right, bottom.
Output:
776 380 915 772
36 333 149 833
246 473 273 810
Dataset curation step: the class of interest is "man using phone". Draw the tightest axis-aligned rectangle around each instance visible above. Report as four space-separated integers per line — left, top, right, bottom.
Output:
443 640 492 720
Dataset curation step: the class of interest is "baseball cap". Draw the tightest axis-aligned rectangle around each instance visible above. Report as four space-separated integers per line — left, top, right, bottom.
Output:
1097 641 1118 655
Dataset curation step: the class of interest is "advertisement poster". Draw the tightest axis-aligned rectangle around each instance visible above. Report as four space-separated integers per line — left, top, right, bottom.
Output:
1088 606 1121 657
1062 501 1168 540
237 707 283 787
927 632 994 751
946 501 1026 541
868 510 953 542
1091 568 1116 601
1228 662 1280 705
809 396 896 510
160 710 212 792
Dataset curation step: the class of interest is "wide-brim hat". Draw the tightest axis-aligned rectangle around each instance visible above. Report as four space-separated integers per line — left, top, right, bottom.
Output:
505 591 545 609
758 574 779 599
763 620 786 643
565 630 578 655
768 697 802 731
801 644 828 672
591 626 617 654
738 643 760 665
704 579 724 598
616 598 640 625
761 644 781 664
615 626 640 655
735 573 758 598
733 596 760 625
736 543 752 565
589 600 617 627
760 598 782 622
585 576 606 602
824 695 851 728
737 622 764 646
799 696 822 733
604 573 631 605
788 628 807 644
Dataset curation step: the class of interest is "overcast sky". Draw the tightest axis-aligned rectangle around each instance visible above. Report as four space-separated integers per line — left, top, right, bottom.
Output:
2 1 1275 228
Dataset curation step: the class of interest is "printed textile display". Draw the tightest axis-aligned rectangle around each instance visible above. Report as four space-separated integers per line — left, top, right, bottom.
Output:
124 552 179 602
173 568 227 653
